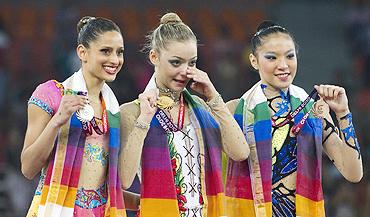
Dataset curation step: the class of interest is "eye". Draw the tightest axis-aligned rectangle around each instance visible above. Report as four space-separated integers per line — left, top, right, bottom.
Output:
100 48 110 55
264 55 276 60
188 60 197 67
169 59 181 67
117 49 124 56
287 53 295 59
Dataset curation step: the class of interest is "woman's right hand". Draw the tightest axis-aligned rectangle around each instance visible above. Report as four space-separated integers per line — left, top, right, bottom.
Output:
52 95 88 127
137 89 158 124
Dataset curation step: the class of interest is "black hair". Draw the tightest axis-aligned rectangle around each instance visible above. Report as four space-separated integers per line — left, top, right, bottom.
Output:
251 20 298 55
77 16 121 48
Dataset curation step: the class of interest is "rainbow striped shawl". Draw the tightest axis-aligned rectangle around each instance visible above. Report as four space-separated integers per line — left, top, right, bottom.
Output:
139 90 225 217
26 70 126 217
226 82 325 217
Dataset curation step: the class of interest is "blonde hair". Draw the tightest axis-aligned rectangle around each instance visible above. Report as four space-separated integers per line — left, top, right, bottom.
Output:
143 12 197 54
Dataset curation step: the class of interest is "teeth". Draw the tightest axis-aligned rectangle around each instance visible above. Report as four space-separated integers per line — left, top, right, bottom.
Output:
277 74 289 78
104 66 116 74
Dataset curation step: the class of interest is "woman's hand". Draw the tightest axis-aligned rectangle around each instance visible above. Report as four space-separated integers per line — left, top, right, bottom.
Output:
137 89 158 124
314 84 350 117
186 67 219 101
52 94 88 127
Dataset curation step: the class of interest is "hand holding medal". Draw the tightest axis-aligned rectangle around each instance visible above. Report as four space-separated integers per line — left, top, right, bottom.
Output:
53 89 89 127
314 84 350 117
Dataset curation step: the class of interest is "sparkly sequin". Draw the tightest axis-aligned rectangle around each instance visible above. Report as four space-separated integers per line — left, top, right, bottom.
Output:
84 143 108 166
28 96 54 116
75 182 108 209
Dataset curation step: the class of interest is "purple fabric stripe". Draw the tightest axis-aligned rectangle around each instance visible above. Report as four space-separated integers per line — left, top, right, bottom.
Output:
256 139 272 161
143 127 167 147
204 146 222 171
142 147 171 170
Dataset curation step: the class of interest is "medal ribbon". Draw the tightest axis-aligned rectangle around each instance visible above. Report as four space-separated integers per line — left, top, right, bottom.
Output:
81 94 108 136
272 89 319 135
155 93 191 139
177 94 185 130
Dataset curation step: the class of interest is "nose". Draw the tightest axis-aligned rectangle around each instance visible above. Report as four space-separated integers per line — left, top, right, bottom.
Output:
179 65 190 76
110 53 121 65
278 58 288 70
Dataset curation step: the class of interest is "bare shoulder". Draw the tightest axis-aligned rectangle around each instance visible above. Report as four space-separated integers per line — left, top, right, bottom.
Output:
226 98 241 114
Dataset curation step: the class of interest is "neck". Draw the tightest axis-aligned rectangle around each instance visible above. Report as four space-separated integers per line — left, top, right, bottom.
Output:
155 78 182 102
82 70 105 101
261 83 289 99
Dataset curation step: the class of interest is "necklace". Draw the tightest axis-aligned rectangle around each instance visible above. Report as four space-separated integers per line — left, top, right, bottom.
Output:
157 86 181 102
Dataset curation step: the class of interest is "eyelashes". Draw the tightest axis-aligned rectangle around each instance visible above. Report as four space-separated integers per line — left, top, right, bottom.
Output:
168 59 197 67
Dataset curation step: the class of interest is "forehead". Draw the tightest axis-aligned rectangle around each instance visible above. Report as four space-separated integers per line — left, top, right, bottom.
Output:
258 32 295 52
90 31 124 47
160 40 197 58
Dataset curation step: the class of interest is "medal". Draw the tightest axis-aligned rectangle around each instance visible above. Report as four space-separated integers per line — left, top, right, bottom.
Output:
77 104 94 122
157 95 175 110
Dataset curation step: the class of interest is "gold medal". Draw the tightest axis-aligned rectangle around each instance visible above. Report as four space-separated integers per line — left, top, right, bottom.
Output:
157 96 175 110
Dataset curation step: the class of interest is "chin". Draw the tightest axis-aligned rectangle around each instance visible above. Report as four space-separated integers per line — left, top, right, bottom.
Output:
105 75 117 82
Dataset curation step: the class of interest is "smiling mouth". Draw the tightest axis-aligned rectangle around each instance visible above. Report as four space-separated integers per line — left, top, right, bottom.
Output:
275 73 290 79
103 65 118 74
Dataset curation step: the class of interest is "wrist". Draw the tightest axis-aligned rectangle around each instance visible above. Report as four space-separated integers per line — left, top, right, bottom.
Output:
206 90 219 101
50 113 65 128
336 109 350 119
206 93 224 108
135 117 151 130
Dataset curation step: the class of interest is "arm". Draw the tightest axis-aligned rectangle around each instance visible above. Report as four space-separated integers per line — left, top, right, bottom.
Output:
315 85 363 183
186 67 249 161
208 96 249 161
21 95 87 180
119 90 158 189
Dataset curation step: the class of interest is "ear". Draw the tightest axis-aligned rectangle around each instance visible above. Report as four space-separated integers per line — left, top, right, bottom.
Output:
76 44 87 62
249 53 259 71
149 49 159 66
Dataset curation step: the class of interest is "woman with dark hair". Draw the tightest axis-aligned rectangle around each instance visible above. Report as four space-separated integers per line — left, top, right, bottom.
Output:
22 16 126 217
225 21 363 217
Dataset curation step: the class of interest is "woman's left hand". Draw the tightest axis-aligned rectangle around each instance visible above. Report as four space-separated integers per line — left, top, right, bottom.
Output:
314 84 350 116
186 67 218 100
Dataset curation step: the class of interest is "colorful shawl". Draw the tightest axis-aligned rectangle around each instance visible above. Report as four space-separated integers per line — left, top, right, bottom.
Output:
139 76 225 217
226 82 325 217
26 70 126 217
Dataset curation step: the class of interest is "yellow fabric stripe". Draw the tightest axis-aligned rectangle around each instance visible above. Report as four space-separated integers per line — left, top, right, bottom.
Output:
104 207 127 217
206 193 226 217
296 195 325 217
40 185 77 207
26 195 41 217
225 196 272 217
140 198 179 217
47 122 70 204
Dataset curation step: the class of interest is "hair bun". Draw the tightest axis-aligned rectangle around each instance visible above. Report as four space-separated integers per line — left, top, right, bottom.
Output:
77 16 96 33
160 12 182 25
257 20 278 32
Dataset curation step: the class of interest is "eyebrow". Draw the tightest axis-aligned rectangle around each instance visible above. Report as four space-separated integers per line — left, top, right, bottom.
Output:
171 55 197 60
264 49 295 55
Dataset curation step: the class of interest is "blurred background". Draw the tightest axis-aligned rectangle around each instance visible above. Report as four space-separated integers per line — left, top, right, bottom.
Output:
0 0 369 216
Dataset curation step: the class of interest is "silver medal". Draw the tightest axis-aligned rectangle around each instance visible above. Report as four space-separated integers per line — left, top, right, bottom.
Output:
77 104 94 122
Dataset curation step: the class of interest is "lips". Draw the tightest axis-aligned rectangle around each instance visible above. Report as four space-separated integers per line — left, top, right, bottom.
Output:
103 65 118 75
173 79 186 84
275 73 290 81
